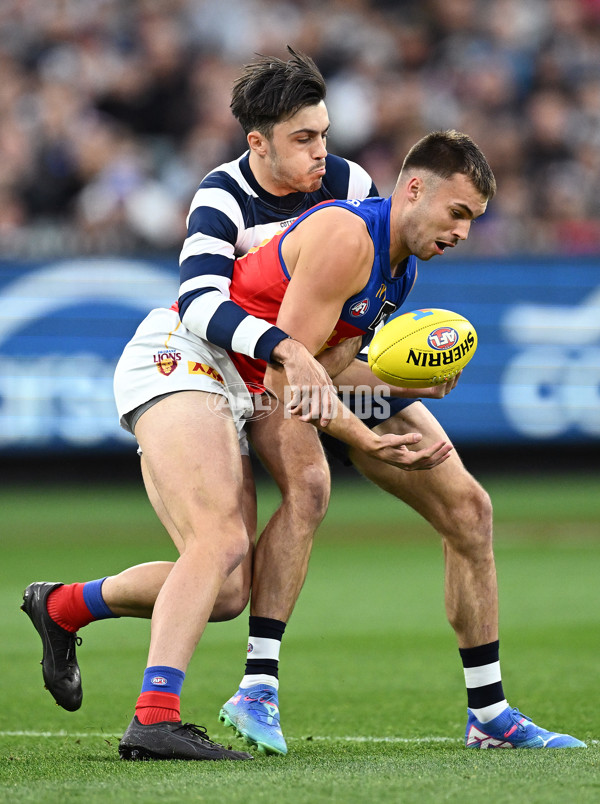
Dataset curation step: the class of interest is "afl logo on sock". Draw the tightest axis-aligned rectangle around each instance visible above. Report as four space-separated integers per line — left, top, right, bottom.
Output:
151 676 168 686
247 643 254 654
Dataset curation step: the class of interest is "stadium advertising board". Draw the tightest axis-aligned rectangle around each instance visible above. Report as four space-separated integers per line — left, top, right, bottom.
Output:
0 258 178 453
0 256 598 453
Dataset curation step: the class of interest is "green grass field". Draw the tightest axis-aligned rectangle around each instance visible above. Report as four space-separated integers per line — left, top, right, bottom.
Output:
1 471 599 803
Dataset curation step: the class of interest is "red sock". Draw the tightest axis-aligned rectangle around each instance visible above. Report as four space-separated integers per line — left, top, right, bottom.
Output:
47 583 96 633
135 691 181 725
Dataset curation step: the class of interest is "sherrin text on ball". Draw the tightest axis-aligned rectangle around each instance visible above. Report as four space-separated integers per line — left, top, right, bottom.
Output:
367 308 478 387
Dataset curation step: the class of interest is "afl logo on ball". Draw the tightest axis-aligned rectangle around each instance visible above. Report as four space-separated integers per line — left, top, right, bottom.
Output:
350 298 370 317
427 327 458 350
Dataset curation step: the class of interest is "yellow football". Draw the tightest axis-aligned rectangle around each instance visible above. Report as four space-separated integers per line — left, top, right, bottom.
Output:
367 308 478 388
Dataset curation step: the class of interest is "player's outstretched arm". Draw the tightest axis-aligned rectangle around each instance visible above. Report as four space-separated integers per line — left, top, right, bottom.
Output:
288 391 452 471
363 431 453 470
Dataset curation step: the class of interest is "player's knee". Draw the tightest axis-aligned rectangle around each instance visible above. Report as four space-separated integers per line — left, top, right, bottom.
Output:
210 582 250 622
287 460 331 524
192 513 249 579
221 529 252 578
443 481 493 557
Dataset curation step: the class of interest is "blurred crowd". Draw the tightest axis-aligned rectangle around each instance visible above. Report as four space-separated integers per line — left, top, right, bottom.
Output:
1 0 600 258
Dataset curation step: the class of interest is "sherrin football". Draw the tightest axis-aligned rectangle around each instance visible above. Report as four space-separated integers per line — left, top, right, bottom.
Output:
367 308 478 388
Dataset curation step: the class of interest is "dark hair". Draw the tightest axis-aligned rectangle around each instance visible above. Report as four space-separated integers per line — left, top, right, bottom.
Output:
401 130 497 199
230 46 326 136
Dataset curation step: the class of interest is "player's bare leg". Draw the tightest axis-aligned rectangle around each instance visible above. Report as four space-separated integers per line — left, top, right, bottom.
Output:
219 399 330 755
22 390 254 749
100 454 256 621
248 405 330 621
34 435 255 630
348 400 585 749
118 390 253 760
134 393 248 667
349 401 497 649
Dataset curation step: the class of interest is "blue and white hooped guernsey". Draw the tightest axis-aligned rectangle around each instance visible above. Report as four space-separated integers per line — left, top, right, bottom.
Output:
176 151 377 363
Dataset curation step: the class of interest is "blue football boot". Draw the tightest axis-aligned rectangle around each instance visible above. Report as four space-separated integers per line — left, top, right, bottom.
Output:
219 683 287 755
466 706 587 749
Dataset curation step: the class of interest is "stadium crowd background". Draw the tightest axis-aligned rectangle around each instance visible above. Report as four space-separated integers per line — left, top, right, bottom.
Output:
1 0 600 259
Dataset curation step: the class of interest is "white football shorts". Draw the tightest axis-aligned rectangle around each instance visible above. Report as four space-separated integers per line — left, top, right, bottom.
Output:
113 307 253 454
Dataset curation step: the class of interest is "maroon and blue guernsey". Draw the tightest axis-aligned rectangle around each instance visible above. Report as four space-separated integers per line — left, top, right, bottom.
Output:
229 196 418 391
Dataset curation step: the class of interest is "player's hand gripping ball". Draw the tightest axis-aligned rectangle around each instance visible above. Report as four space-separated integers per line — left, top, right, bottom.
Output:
367 308 478 388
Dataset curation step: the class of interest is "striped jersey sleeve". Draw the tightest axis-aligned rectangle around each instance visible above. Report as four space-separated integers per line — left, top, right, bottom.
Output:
177 152 377 363
178 159 289 362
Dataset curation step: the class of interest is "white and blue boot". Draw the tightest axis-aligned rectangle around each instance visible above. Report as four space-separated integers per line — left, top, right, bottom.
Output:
220 682 287 756
466 706 586 749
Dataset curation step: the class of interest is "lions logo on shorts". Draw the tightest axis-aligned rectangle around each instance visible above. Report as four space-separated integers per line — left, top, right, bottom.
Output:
153 350 181 376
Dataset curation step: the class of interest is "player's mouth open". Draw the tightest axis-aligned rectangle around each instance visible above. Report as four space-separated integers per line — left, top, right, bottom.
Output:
435 240 453 253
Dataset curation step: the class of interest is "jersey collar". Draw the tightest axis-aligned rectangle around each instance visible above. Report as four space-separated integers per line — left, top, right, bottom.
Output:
239 152 317 214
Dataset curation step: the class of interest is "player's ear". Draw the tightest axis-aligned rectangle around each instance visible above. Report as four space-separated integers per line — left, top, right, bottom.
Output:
248 130 268 156
407 176 423 202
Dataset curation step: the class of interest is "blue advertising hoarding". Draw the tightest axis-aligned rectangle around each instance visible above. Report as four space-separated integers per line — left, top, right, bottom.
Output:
0 257 179 453
0 255 598 453
405 257 600 445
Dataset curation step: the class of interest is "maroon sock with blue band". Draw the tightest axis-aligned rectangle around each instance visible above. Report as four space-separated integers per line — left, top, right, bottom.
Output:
135 666 185 724
47 578 118 633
